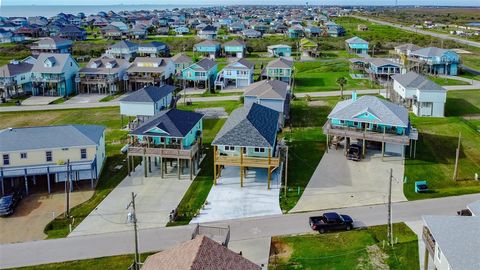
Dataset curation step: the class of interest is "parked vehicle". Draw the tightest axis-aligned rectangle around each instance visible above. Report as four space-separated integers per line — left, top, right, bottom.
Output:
0 189 23 216
346 144 362 161
309 212 354 233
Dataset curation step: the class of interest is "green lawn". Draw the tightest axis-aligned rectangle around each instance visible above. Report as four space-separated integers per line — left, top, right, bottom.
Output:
404 90 480 200
428 76 470 86
7 253 152 270
269 223 419 270
294 61 378 93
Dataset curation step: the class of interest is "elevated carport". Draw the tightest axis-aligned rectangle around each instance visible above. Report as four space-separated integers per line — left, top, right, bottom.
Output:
0 159 98 196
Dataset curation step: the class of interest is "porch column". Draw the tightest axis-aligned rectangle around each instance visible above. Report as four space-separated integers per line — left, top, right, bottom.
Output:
127 155 131 176
47 167 51 194
0 169 4 196
132 155 135 172
213 146 217 185
414 140 417 159
423 247 429 270
144 156 147 178
410 140 413 158
267 148 271 190
148 157 152 173
177 158 181 180
190 158 193 181
325 133 329 153
381 142 385 161
362 138 366 158
24 169 29 196
160 157 164 178
33 175 36 185
240 147 244 188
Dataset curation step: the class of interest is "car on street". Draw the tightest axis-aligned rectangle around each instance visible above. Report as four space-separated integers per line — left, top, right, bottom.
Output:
0 189 23 216
309 212 354 233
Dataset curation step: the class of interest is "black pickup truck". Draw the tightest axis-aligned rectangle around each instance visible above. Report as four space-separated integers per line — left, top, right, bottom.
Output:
309 212 354 233
346 144 362 161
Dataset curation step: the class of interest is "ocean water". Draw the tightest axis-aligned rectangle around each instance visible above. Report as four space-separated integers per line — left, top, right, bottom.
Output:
0 4 210 18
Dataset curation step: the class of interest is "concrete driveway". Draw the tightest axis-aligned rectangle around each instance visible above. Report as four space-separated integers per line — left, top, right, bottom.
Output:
191 167 282 224
69 162 194 237
21 96 59 106
0 189 93 244
64 94 107 104
291 148 407 213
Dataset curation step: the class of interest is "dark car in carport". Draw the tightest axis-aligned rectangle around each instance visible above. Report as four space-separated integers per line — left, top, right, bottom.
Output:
0 189 23 216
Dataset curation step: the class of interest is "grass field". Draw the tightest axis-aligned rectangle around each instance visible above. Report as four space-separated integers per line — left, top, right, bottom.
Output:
428 76 470 86
404 90 480 200
269 223 419 270
294 60 378 93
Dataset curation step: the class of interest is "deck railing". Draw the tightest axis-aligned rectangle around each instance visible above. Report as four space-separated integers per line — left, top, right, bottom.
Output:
215 154 280 168
128 143 198 159
323 122 414 145
422 226 436 257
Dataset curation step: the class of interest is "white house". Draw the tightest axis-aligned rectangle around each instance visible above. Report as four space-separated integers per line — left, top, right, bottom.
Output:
392 71 446 117
243 80 290 125
422 214 480 270
119 85 175 119
105 40 138 61
215 58 254 90
0 125 106 195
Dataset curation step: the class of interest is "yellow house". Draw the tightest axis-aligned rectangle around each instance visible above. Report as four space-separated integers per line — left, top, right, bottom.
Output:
0 125 106 195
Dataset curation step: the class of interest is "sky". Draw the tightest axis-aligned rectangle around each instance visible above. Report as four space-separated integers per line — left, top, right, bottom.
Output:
1 0 479 6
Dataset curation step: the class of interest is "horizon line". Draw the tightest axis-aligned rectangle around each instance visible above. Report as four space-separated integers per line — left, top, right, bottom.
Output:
2 3 480 7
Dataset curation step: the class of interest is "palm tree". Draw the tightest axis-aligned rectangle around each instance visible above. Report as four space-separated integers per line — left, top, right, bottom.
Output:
336 77 347 99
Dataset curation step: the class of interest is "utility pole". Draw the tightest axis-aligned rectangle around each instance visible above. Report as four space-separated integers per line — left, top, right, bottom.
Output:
387 168 393 246
127 192 140 270
284 145 289 198
65 159 70 218
453 132 461 181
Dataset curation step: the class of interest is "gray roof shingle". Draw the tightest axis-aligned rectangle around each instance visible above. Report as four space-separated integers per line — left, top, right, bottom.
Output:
243 80 288 100
392 72 445 91
212 103 279 148
120 85 175 103
328 95 409 127
0 125 105 152
130 109 203 138
266 57 293 69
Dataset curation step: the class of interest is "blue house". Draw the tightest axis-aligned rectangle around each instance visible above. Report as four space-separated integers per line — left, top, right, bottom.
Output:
181 58 218 90
324 94 418 157
267 44 292 57
325 21 345 37
408 47 460 76
127 109 204 180
194 40 221 59
345 36 369 55
287 25 304 39
212 103 281 188
174 26 190 35
223 39 247 58
262 57 294 84
215 58 254 90
31 53 79 97
120 85 175 120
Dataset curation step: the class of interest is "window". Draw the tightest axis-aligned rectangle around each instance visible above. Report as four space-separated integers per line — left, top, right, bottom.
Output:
254 147 266 153
62 148 69 151
225 146 236 151
80 148 87 159
20 152 27 159
3 154 9 165
160 137 166 143
46 151 52 162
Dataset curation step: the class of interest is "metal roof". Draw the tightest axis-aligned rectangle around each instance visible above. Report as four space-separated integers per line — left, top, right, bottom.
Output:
0 125 105 152
345 36 368 44
120 85 175 103
423 215 480 270
212 103 279 148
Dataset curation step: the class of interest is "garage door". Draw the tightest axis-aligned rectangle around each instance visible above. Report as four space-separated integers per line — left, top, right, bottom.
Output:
237 79 249 87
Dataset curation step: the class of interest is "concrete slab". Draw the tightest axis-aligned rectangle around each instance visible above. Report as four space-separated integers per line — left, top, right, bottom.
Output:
191 167 282 224
64 94 107 104
229 237 271 270
178 88 206 96
0 189 93 244
69 161 193 237
194 107 228 119
291 148 407 213
21 96 59 106
406 220 435 270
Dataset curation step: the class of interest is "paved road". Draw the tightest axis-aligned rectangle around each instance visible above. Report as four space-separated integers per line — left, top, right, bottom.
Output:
1 193 478 269
2 86 478 113
352 15 480 48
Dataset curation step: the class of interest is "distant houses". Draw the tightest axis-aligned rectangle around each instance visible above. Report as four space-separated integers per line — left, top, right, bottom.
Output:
171 53 193 76
345 36 369 55
138 42 170 58
105 40 138 61
0 125 106 195
392 71 446 117
194 40 221 59
126 57 175 91
223 39 247 58
267 44 292 57
261 57 294 85
197 25 218 40
0 59 34 98
30 37 73 56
